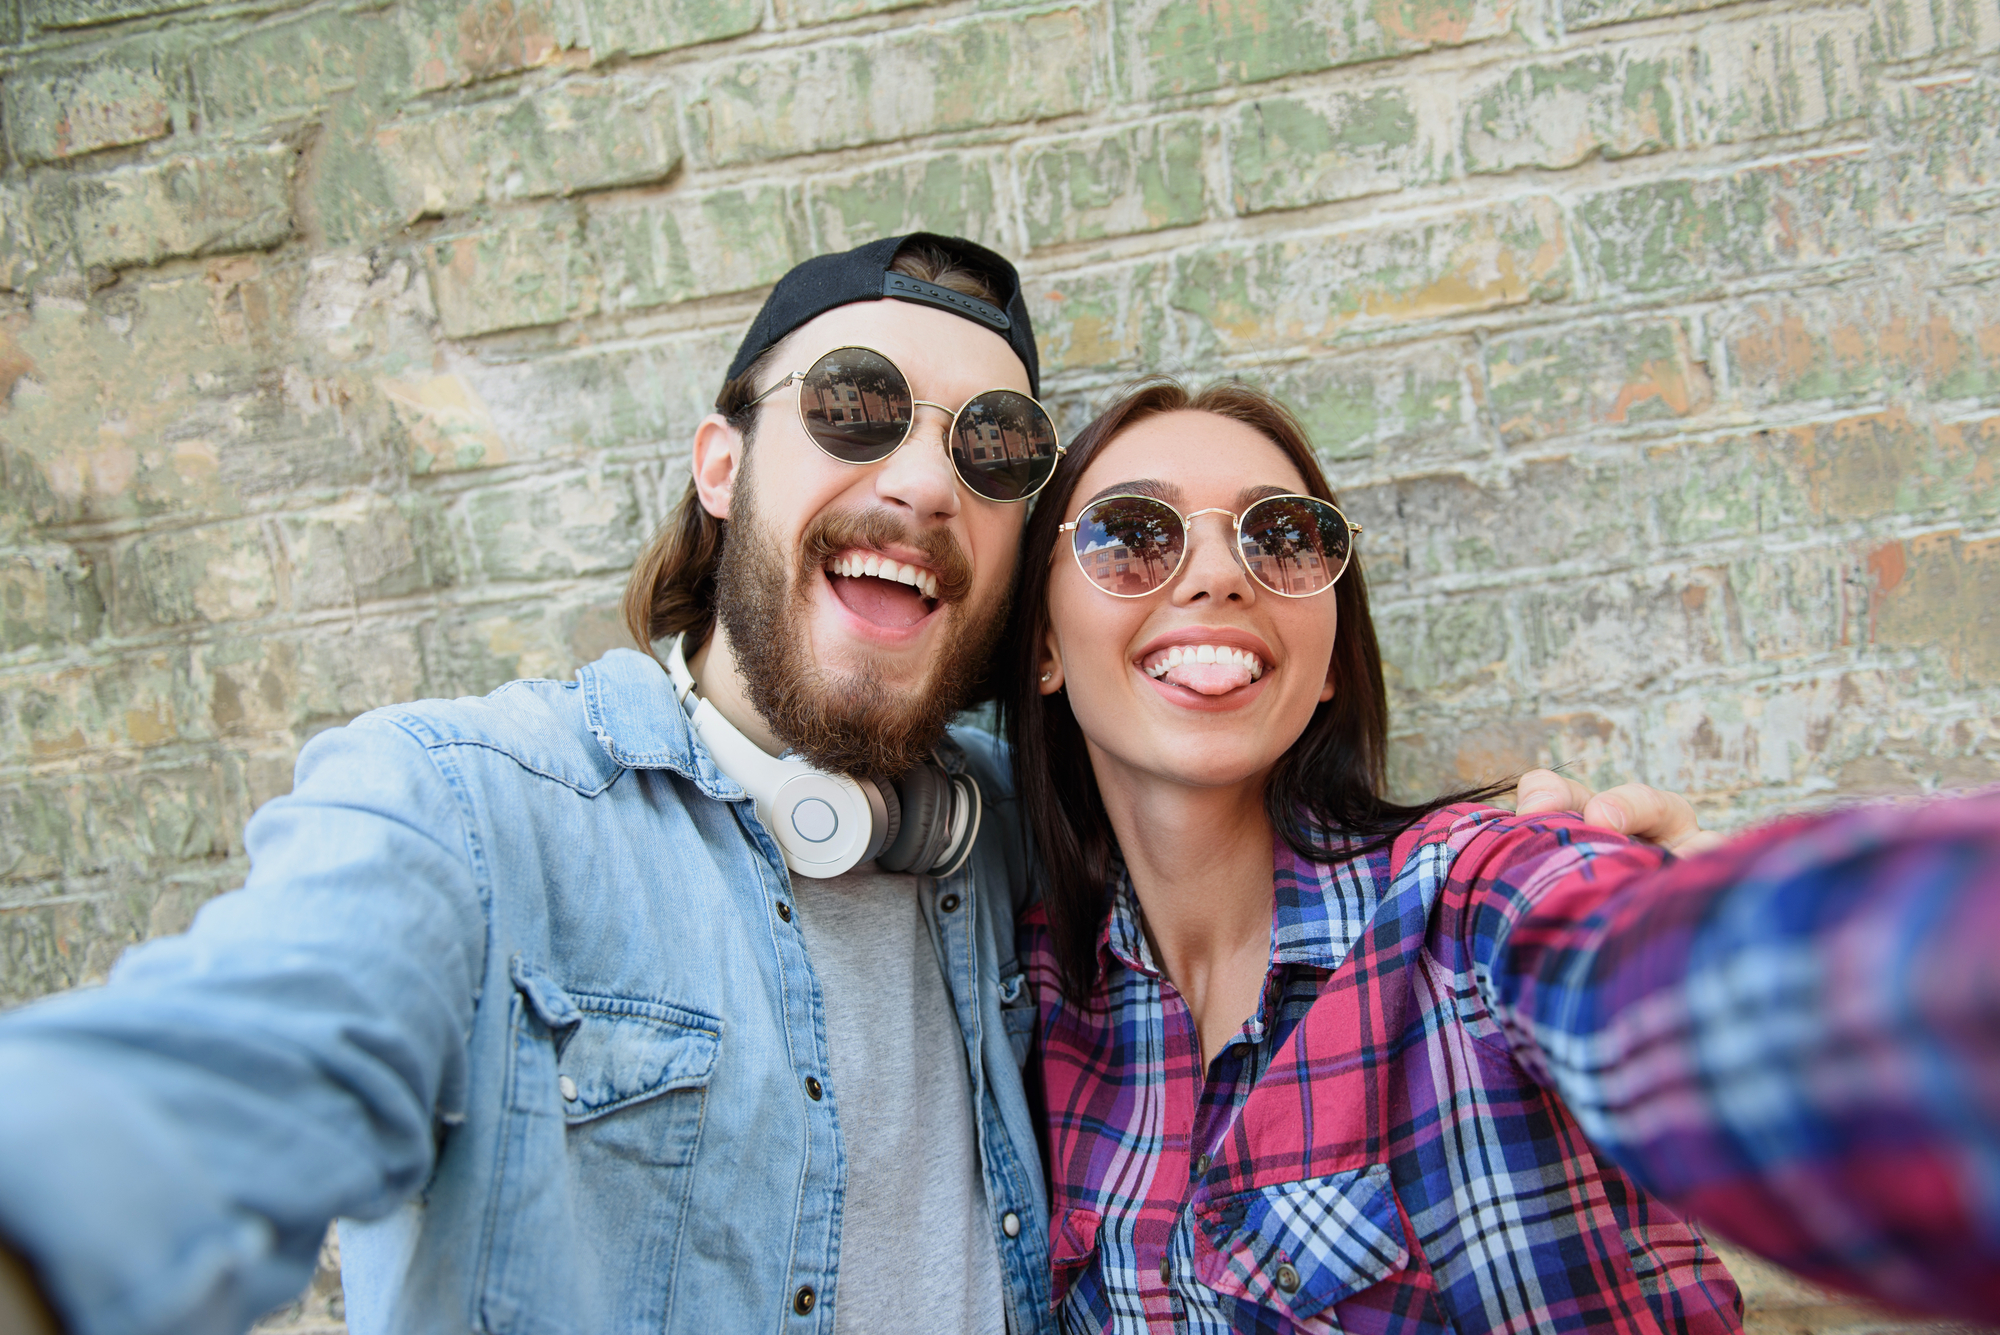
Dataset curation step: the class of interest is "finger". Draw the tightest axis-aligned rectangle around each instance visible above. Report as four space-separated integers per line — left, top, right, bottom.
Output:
1513 768 1596 816
1672 829 1727 856
1584 784 1701 846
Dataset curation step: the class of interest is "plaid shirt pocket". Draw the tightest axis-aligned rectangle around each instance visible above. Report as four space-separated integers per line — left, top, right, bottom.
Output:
1191 1164 1410 1321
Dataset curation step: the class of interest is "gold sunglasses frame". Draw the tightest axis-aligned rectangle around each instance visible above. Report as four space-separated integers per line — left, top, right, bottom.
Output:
745 344 1066 504
1057 492 1364 599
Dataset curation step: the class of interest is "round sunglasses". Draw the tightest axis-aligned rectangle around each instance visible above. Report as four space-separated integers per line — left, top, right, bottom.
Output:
746 345 1064 503
1058 493 1362 598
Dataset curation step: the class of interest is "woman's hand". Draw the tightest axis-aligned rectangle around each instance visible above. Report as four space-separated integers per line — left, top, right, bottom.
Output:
1512 769 1724 855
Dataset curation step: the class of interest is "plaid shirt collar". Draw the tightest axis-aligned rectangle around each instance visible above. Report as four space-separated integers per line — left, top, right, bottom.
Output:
1096 831 1387 983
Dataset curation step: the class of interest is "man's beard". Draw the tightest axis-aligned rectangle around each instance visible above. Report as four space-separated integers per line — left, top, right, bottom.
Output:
712 462 1011 779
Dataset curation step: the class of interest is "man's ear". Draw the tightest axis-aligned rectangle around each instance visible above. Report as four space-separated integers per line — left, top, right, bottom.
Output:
692 413 743 520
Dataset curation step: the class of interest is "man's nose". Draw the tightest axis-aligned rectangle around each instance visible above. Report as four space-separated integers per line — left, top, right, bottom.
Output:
871 404 962 521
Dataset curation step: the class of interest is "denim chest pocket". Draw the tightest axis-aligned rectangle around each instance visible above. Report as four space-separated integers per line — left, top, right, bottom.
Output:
998 968 1036 1067
1191 1164 1410 1322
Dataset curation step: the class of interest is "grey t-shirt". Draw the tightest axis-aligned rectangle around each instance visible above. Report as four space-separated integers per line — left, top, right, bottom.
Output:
793 867 1009 1335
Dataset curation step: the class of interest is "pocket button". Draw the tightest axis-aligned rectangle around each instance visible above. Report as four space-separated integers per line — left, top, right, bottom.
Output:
1275 1262 1301 1294
558 1075 578 1102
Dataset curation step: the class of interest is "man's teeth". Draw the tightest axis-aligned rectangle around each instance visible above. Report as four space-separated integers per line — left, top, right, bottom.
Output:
827 552 939 599
1143 644 1266 681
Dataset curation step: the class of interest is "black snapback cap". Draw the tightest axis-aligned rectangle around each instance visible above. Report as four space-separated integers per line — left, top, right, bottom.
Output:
722 232 1040 398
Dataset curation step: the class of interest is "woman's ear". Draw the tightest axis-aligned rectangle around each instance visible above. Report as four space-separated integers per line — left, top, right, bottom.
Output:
1039 627 1065 695
1319 648 1337 703
692 413 742 520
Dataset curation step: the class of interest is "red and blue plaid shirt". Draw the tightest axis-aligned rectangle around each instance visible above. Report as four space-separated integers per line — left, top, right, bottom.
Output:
1023 794 2000 1333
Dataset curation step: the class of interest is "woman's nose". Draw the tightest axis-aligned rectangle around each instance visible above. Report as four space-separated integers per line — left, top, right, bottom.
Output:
870 405 962 521
1171 511 1252 604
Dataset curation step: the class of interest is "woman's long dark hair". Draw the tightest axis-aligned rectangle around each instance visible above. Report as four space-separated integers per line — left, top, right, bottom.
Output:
1000 378 1509 1001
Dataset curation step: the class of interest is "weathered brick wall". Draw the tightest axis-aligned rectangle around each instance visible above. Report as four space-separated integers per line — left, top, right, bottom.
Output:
1 0 1994 1327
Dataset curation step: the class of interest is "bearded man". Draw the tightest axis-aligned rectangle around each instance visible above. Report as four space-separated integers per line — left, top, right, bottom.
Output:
0 234 1710 1335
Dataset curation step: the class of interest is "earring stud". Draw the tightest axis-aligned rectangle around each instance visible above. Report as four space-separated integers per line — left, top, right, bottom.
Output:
1040 671 1052 682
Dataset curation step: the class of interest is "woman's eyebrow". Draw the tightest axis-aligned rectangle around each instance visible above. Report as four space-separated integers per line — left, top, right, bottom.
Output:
1082 478 1181 507
1236 483 1295 507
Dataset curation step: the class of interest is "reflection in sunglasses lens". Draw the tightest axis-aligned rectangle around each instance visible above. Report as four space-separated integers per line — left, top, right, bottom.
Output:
1075 497 1186 596
801 349 913 462
1240 497 1350 596
951 391 1060 501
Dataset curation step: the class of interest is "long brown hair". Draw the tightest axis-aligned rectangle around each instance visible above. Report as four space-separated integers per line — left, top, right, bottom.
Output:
1000 378 1509 1001
622 241 1005 657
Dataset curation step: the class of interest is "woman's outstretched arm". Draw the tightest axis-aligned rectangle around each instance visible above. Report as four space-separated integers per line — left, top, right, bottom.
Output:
1450 790 2000 1323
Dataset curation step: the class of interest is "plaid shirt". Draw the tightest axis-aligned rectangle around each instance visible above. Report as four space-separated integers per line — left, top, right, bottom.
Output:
1024 795 2000 1333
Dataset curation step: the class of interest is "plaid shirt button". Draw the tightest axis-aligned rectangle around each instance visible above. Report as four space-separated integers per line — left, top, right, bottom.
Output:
1158 1256 1170 1283
1275 1262 1301 1294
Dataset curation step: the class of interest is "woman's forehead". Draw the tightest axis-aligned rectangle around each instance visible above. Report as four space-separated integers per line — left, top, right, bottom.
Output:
1082 410 1309 497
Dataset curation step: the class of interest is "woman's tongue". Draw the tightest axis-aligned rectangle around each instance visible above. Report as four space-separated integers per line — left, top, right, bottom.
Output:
1162 661 1254 695
831 573 931 628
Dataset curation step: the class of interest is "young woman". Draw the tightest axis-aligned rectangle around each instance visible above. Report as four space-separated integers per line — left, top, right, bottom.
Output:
1004 379 2000 1334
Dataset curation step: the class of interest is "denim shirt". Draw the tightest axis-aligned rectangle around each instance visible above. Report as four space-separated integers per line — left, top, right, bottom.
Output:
0 648 1052 1335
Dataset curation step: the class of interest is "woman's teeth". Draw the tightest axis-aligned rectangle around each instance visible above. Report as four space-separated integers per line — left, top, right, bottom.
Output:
1142 644 1267 695
827 551 939 600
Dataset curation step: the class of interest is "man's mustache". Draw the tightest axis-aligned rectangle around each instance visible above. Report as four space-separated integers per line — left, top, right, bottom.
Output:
799 508 975 604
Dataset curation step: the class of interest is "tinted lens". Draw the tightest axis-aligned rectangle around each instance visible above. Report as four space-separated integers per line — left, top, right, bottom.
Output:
1072 496 1186 597
799 347 913 463
950 390 1060 501
1238 496 1353 597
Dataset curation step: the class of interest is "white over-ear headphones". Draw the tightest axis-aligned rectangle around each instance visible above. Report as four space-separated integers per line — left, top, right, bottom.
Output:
665 636 982 881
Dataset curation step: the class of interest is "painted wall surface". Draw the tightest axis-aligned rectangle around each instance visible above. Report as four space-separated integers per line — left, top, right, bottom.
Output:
0 0 1994 1327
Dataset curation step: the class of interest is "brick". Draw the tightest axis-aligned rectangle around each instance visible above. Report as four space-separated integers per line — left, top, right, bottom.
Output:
58 143 298 273
1878 72 2000 234
418 587 634 691
1340 455 1640 587
1869 0 2000 62
1867 529 2000 680
22 0 201 32
1716 292 1902 409
1 858 249 1005
200 624 430 740
1387 707 1639 801
1576 153 1874 299
1029 257 1175 377
110 521 278 634
194 8 369 128
1687 14 1870 146
425 202 599 339
1484 315 1713 444
0 546 105 653
811 152 1007 256
1462 49 1678 175
381 369 520 474
1518 568 1745 695
398 0 567 93
4 57 179 164
375 80 682 221
1242 341 1480 462
0 651 212 761
1640 671 1883 797
0 762 250 887
1723 544 1848 664
1373 594 1512 704
589 182 808 312
570 0 763 59
1563 0 1731 34
1019 119 1206 248
274 495 455 611
1169 196 1569 358
1229 89 1442 215
1123 0 1515 99
452 466 647 582
686 7 1093 166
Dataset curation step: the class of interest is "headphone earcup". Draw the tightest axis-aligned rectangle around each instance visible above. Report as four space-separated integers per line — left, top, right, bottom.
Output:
879 762 946 873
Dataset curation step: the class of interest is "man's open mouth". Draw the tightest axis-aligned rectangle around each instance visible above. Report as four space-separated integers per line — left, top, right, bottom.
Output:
825 548 943 629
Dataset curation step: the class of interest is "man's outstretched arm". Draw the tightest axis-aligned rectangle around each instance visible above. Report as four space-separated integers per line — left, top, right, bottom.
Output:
1458 790 2000 1322
0 717 489 1335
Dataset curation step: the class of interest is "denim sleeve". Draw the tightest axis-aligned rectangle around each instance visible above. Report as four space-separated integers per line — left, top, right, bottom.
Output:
1452 792 2000 1322
0 715 489 1335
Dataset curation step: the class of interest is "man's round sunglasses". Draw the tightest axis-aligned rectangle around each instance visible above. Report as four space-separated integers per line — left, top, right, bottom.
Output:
1059 493 1363 599
747 346 1064 503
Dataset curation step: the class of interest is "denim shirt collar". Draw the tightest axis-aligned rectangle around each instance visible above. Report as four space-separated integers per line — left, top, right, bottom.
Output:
576 647 747 802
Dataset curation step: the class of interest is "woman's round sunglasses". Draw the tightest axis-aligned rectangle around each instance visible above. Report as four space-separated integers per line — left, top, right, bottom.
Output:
746 346 1064 503
1059 493 1362 598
